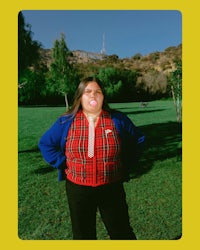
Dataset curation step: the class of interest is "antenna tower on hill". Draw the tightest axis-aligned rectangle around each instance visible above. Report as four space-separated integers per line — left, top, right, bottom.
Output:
100 33 106 55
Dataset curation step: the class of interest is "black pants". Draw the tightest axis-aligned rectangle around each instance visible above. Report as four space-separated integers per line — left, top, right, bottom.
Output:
66 180 137 240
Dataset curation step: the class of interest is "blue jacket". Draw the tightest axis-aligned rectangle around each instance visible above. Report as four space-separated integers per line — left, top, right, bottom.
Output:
38 111 145 181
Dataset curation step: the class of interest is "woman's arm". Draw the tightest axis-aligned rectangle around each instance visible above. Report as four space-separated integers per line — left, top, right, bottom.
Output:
38 118 67 169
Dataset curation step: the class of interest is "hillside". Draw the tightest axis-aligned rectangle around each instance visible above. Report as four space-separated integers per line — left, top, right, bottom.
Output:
40 44 182 76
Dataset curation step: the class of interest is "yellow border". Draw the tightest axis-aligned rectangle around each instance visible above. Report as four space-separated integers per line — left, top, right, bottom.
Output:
1 0 199 249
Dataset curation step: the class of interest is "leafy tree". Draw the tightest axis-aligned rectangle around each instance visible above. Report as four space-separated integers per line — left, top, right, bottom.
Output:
18 69 46 105
18 12 42 79
140 69 167 97
97 67 122 101
97 67 138 102
18 12 47 105
132 53 142 60
47 33 79 109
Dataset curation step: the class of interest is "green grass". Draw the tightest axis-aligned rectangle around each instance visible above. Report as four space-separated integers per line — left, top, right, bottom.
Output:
18 100 182 240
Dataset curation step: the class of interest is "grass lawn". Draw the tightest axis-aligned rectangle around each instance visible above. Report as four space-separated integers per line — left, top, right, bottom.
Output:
18 100 182 240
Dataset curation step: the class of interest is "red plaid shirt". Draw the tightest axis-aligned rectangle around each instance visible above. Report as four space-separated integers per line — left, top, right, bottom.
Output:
65 110 123 187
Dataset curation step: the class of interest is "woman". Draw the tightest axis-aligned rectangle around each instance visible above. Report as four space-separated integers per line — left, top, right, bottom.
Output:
38 77 145 240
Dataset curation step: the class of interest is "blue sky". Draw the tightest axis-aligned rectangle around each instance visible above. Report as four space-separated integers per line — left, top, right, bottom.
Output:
22 10 182 58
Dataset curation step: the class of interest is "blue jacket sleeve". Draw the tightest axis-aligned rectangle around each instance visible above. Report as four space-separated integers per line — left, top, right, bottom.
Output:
121 113 145 147
38 117 68 169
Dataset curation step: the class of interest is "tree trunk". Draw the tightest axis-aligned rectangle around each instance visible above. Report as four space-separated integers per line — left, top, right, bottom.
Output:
64 93 69 111
171 85 182 123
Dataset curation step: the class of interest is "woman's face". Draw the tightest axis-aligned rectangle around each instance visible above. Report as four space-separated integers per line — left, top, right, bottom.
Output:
81 81 104 115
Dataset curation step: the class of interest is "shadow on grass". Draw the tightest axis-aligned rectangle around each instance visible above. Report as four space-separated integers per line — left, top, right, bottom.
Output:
18 148 54 175
19 121 182 178
33 166 54 175
133 121 182 177
116 108 166 115
18 148 39 154
124 109 166 115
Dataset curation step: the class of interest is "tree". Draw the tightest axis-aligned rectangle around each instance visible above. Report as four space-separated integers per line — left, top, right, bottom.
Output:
18 12 42 79
168 60 182 123
18 12 47 105
47 33 79 109
140 69 168 99
97 67 138 102
97 67 122 101
132 53 142 60
18 69 46 105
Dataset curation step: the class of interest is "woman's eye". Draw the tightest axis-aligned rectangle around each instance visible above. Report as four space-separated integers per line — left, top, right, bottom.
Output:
84 89 92 94
84 89 102 95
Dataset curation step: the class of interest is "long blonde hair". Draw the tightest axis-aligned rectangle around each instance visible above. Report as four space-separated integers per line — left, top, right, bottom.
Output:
63 76 111 118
